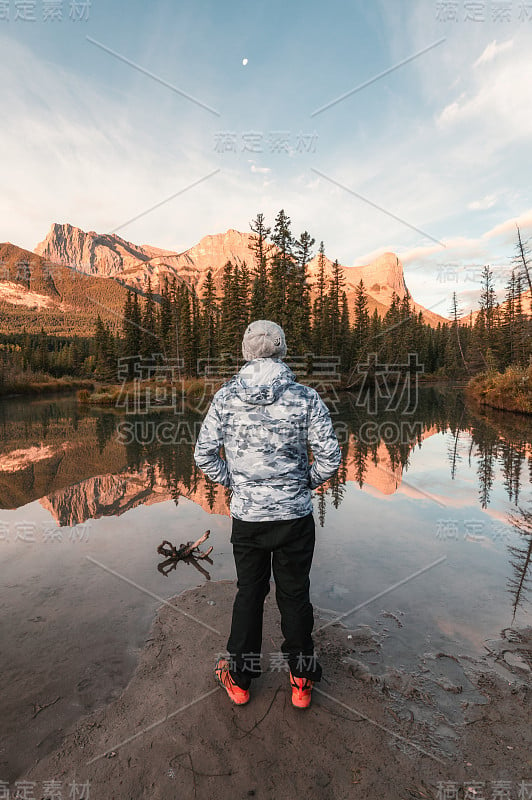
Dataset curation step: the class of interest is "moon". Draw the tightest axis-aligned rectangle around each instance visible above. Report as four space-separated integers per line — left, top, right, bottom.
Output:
242 58 248 66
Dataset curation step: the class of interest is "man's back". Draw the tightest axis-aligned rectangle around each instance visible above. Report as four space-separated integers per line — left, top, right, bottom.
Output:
194 357 341 521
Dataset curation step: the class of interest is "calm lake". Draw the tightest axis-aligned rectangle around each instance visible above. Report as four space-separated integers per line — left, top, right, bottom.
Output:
1 386 531 779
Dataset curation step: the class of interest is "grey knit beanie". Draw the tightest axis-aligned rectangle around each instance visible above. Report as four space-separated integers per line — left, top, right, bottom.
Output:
242 320 287 361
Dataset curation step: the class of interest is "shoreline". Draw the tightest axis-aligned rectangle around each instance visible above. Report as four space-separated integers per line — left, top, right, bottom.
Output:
74 375 464 408
17 580 531 799
466 366 532 416
0 378 94 399
3 373 528 419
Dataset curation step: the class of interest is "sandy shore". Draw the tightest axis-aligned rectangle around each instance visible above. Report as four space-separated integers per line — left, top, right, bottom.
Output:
17 580 531 800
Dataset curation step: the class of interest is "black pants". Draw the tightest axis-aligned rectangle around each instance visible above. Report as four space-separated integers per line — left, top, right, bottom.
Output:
226 512 322 690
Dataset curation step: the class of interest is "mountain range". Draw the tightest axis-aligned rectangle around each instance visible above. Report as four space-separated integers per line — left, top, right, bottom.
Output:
0 241 130 335
0 222 448 334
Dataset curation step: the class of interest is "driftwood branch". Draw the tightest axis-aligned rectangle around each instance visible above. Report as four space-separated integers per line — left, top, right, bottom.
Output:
157 530 212 560
157 531 213 578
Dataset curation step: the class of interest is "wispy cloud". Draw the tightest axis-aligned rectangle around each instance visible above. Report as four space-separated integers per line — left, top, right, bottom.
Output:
468 194 497 211
356 208 532 268
474 38 514 68
436 40 532 141
250 163 271 174
484 208 532 239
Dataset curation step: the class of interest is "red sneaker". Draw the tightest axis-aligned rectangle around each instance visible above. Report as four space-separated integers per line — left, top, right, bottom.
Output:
215 659 250 705
290 672 313 708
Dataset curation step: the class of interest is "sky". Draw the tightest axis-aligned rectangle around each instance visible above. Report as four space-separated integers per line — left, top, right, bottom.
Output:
1 0 532 314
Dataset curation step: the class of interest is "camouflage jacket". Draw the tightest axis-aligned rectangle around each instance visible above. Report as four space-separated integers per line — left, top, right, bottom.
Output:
194 358 341 521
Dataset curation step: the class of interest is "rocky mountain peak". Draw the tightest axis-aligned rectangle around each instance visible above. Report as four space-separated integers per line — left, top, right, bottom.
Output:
34 222 167 278
31 222 445 325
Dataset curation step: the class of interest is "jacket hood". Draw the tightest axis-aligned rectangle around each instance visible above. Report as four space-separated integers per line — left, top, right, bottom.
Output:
229 358 295 405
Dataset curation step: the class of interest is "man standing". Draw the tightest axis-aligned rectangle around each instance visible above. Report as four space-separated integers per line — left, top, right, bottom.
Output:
194 320 341 708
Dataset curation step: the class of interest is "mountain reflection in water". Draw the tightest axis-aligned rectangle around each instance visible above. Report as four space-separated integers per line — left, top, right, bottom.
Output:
0 386 530 615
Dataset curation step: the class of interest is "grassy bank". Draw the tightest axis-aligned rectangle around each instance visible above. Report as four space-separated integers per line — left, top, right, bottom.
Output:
0 369 94 398
77 377 225 409
80 373 469 408
466 365 532 415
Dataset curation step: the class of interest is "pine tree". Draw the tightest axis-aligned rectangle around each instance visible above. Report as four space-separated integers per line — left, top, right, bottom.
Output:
312 241 328 355
328 259 345 357
71 334 82 374
230 262 250 363
131 291 142 359
219 260 235 357
514 225 532 312
501 271 517 367
249 212 271 319
36 327 49 372
469 266 498 371
122 289 132 343
177 283 193 375
141 277 158 365
268 209 294 328
339 292 351 372
94 315 115 380
447 292 467 376
200 270 218 368
159 277 173 355
513 273 528 366
168 277 180 366
320 295 333 355
21 328 31 370
122 290 139 378
190 288 201 376
382 292 401 362
368 308 381 359
480 266 497 338
290 230 315 354
352 279 370 363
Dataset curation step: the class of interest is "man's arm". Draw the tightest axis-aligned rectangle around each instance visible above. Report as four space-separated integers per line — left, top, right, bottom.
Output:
307 391 342 489
193 395 231 487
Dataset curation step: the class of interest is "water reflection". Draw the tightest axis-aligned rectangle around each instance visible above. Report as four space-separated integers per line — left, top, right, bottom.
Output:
0 388 530 616
0 389 530 521
507 505 532 617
